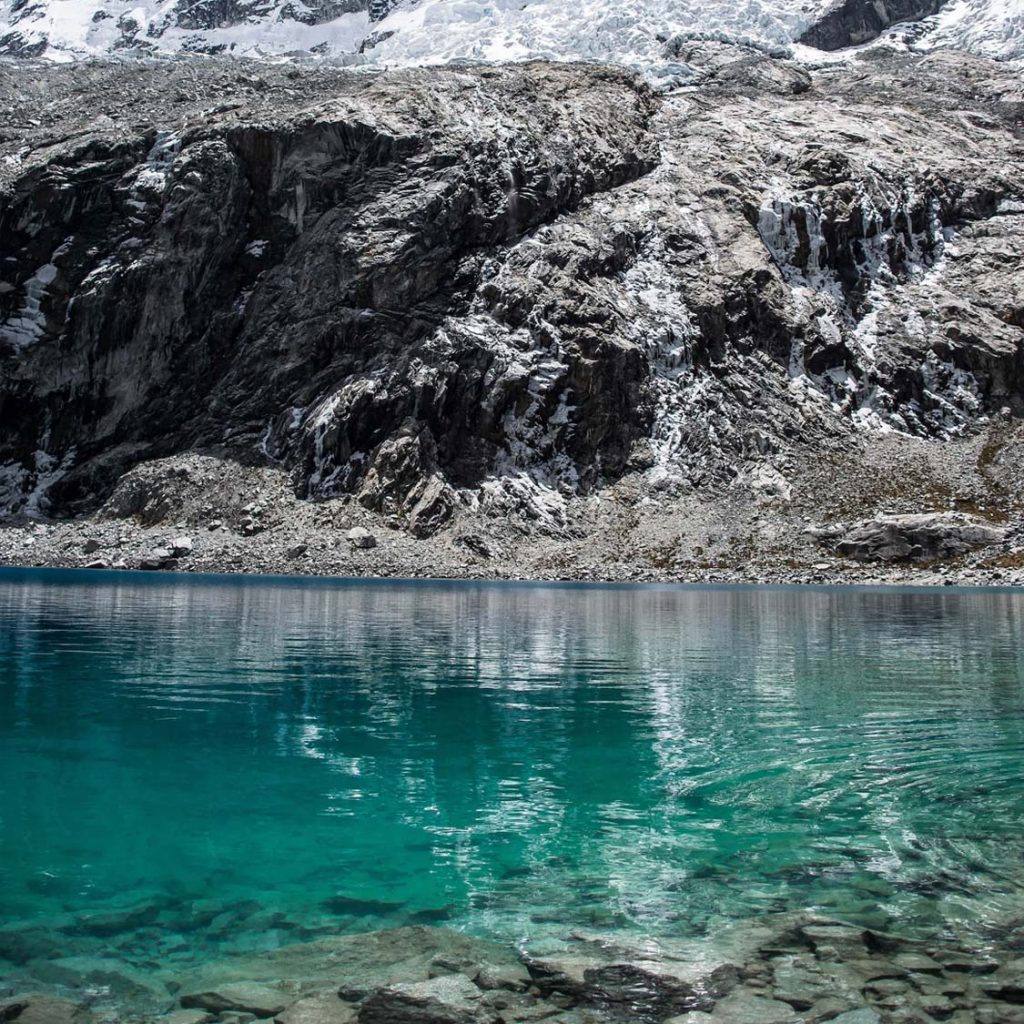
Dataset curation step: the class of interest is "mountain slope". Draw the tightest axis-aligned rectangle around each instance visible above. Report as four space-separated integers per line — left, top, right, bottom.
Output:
0 47 1021 578
1 0 1023 63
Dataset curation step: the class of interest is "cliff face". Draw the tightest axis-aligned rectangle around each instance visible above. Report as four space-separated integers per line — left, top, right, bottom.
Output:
796 0 949 50
0 48 1022 551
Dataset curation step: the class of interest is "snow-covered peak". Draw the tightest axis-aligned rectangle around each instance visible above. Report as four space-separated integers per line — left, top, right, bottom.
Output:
1 0 1022 65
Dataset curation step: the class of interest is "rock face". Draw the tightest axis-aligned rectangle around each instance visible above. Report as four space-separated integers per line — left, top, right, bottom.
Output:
797 0 949 50
0 48 1022 554
831 513 1006 561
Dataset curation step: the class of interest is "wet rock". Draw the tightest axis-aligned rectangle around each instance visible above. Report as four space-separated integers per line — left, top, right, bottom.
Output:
357 974 486 1024
27 956 167 1006
71 898 164 937
829 1012 881 1024
709 989 798 1022
276 992 357 1024
158 1011 217 1024
0 994 94 1024
0 927 64 965
180 982 290 1018
346 528 377 551
832 514 1006 562
982 959 1024 1003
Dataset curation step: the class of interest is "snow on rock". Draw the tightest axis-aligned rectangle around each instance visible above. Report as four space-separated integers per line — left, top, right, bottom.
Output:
2 0 1023 64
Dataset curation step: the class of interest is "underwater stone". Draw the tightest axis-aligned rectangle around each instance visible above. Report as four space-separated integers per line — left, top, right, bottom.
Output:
180 982 290 1018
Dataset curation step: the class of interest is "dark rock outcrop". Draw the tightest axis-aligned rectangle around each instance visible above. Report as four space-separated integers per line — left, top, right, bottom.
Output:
798 0 949 51
0 48 1021 545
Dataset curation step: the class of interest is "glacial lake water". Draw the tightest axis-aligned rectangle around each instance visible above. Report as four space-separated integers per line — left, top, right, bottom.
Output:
2 568 1024 1005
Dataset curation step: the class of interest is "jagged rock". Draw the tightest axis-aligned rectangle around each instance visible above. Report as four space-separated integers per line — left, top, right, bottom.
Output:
82 538 101 553
171 536 194 556
798 0 947 51
357 974 487 1024
180 982 290 1017
0 49 1022 568
286 543 309 558
347 528 377 550
525 954 738 1023
833 513 1006 561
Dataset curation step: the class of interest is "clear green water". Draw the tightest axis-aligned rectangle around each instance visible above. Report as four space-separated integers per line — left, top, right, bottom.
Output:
2 568 1024 1001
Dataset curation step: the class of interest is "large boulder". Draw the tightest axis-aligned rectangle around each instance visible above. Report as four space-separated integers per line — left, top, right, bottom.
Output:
832 513 1006 561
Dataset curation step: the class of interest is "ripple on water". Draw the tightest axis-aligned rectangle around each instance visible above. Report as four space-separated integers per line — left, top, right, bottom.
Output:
1 572 1023 1007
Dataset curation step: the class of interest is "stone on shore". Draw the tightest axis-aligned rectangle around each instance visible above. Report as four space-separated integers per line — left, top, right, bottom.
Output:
275 992 357 1024
180 982 290 1018
832 513 1006 562
357 974 485 1024
0 994 94 1024
347 528 377 550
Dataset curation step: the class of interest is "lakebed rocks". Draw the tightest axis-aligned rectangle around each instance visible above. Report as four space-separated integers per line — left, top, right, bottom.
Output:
0 47 1022 585
6 915 1024 1023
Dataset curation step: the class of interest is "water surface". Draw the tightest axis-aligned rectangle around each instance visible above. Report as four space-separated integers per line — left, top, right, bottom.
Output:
1 569 1023 999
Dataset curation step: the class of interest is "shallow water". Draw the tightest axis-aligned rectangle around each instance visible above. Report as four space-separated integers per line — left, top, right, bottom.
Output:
2 569 1024 1002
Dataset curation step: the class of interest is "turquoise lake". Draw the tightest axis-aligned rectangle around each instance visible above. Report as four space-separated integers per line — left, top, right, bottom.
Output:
2 568 1024 1001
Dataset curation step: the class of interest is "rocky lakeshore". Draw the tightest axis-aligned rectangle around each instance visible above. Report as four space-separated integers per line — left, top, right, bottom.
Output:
4 909 1024 1024
3 419 1024 587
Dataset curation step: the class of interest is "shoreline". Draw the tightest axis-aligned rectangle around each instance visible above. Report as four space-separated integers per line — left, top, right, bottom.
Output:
3 909 1024 1024
1 559 1023 594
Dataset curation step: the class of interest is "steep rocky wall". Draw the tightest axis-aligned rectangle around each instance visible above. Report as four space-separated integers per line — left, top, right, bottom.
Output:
0 48 1021 539
0 61 659 529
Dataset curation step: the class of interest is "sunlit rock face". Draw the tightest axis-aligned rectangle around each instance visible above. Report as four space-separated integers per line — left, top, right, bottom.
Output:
0 47 1022 534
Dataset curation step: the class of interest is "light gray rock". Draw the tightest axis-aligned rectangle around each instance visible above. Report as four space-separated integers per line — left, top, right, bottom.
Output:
171 536 194 556
180 982 291 1018
833 513 1006 562
0 994 94 1024
347 528 377 550
275 992 357 1024
709 989 797 1023
158 1011 217 1024
357 974 485 1024
828 1011 881 1024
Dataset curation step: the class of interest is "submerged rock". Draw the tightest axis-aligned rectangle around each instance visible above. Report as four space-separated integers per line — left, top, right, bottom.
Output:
180 982 290 1017
276 992 357 1024
0 994 94 1024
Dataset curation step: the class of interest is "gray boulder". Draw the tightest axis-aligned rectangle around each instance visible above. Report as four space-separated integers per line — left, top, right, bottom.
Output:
180 982 291 1018
357 975 487 1024
833 513 1006 561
